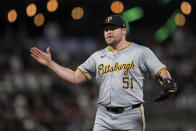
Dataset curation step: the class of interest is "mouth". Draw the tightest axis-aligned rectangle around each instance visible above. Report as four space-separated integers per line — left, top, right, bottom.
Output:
106 36 113 39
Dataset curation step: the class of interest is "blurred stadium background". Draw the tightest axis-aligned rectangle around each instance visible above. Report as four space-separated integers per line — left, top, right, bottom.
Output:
0 0 196 131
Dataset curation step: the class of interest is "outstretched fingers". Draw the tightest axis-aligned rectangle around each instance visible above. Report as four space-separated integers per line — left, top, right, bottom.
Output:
32 47 42 54
30 47 46 57
34 47 45 54
31 53 39 60
30 49 39 58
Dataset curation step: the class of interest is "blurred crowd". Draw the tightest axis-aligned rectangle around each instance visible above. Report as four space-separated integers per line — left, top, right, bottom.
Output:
0 21 196 131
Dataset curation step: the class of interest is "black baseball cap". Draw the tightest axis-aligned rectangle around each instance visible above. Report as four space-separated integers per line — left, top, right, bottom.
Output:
102 15 126 28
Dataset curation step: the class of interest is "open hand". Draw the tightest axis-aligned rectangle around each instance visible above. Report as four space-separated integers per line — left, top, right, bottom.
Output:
30 47 52 66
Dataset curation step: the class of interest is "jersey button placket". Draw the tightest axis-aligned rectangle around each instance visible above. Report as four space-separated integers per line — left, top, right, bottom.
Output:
110 73 113 106
110 58 116 106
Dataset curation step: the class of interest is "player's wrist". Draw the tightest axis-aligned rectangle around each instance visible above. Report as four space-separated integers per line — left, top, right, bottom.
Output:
47 59 53 68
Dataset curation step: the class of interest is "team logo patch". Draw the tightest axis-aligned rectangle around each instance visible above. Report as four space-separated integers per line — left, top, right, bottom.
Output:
107 17 112 22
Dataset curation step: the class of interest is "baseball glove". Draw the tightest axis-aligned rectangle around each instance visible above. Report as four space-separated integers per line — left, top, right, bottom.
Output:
155 75 177 102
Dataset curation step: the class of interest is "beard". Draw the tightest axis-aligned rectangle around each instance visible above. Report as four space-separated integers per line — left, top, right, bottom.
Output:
105 36 122 46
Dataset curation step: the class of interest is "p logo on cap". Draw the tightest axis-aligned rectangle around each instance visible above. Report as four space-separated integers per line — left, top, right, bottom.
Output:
102 15 126 28
107 17 112 22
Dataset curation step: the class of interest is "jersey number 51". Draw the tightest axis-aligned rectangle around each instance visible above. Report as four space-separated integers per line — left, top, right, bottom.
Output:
122 77 133 89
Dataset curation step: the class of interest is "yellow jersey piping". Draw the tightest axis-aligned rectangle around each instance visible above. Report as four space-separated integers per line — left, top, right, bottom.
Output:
77 67 91 80
139 107 145 131
154 66 167 79
108 42 132 53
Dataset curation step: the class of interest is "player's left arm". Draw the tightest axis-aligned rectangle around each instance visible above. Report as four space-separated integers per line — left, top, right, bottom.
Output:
141 47 177 101
155 69 177 102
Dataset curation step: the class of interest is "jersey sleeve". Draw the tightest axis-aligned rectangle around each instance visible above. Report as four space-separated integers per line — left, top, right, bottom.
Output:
140 47 166 78
77 53 96 80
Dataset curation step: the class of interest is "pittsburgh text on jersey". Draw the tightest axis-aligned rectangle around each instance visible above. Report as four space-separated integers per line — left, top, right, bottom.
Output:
98 61 135 76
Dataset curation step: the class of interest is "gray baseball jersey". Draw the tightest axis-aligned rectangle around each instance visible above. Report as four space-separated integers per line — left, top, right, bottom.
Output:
78 42 166 107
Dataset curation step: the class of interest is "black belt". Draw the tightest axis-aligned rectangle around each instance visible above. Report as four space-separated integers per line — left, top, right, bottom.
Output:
105 103 141 114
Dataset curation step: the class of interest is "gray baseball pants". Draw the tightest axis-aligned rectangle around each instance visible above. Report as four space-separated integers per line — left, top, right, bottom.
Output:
93 105 145 131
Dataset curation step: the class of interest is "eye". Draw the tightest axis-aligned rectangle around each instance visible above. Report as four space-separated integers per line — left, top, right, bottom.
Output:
105 29 109 32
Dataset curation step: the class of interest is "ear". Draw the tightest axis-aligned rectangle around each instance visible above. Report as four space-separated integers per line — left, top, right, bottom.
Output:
122 28 127 36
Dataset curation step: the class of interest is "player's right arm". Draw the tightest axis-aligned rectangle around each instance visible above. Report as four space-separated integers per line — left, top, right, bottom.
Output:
30 47 88 85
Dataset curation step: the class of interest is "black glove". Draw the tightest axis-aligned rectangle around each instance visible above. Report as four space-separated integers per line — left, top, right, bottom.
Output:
155 76 177 102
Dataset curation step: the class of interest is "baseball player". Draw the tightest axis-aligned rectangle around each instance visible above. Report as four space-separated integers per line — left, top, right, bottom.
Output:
30 15 177 131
